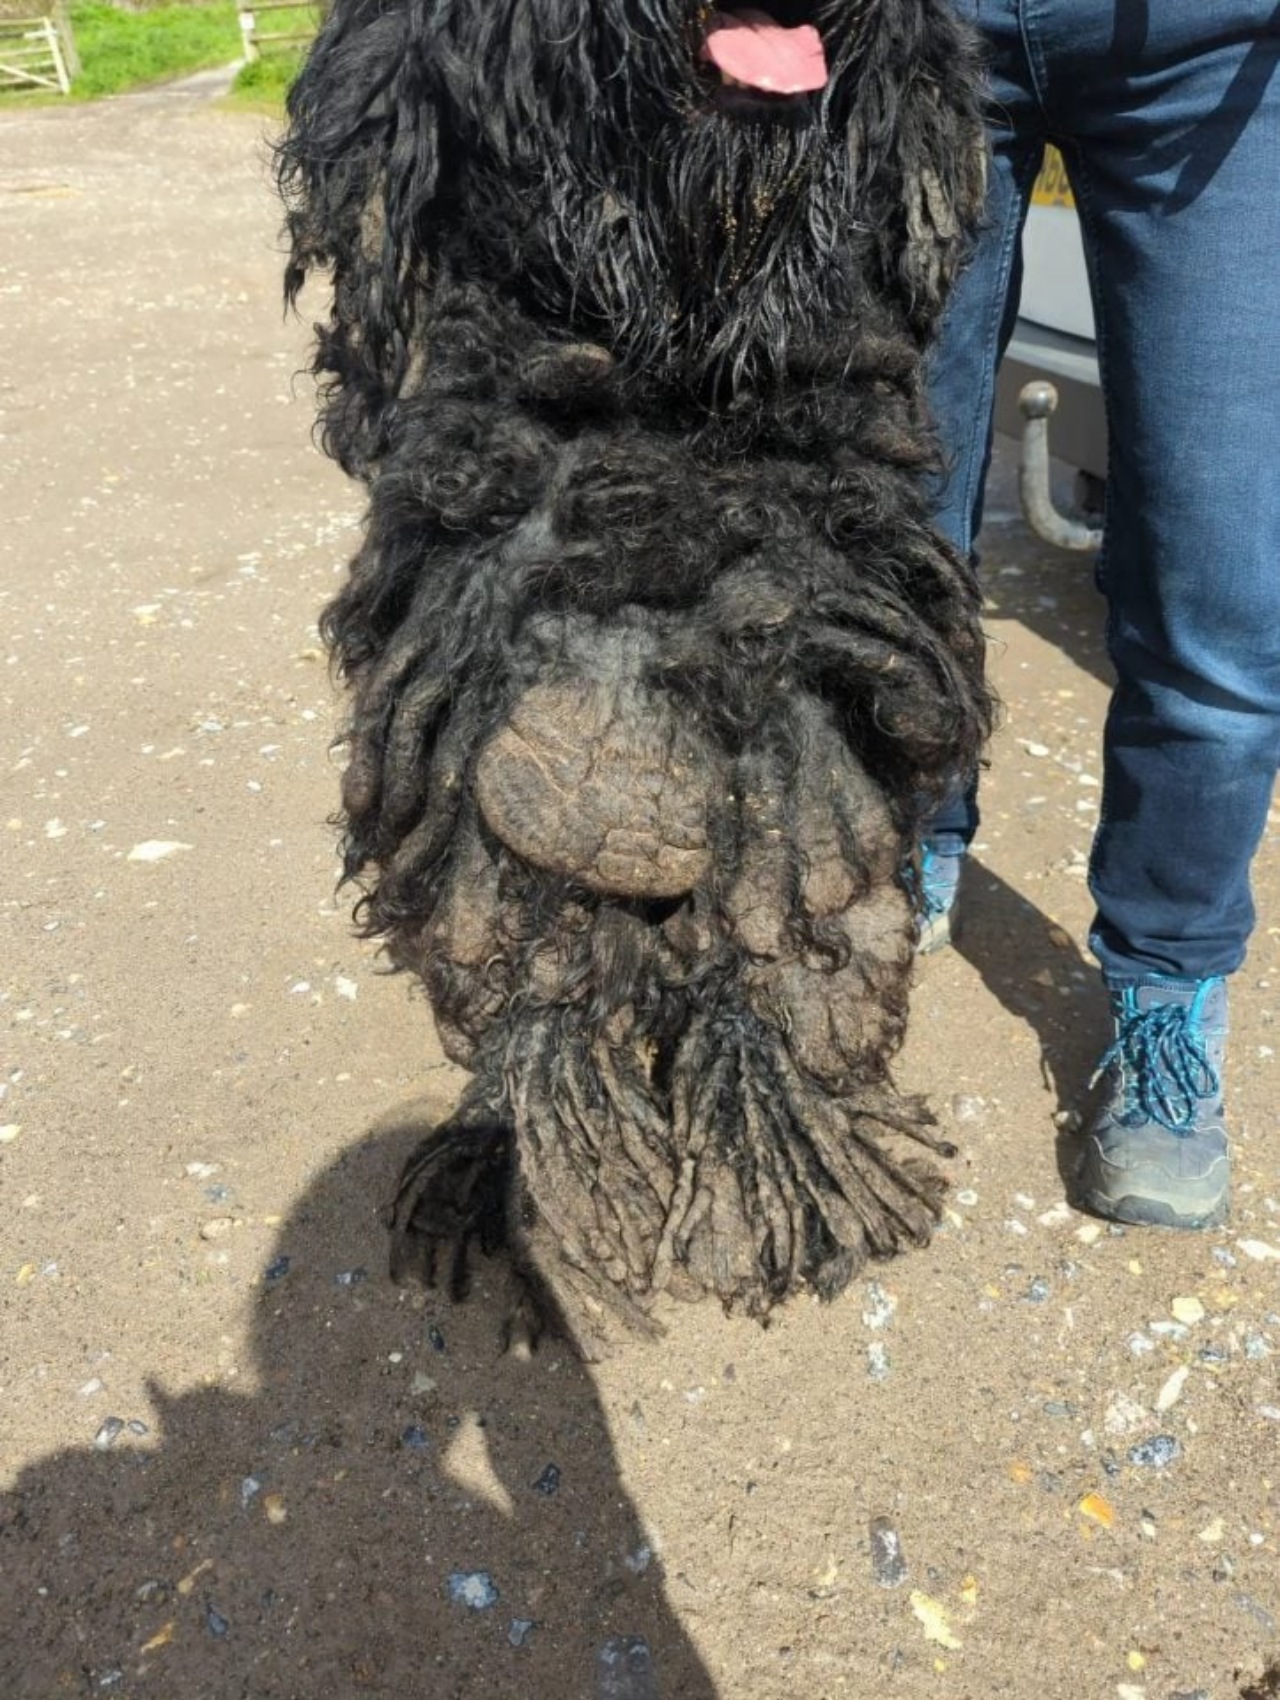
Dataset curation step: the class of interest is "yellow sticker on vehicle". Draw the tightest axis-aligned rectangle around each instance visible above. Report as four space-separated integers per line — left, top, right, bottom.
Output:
1032 145 1075 209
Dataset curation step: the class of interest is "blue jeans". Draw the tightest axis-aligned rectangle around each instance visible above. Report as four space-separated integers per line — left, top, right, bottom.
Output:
927 0 1280 985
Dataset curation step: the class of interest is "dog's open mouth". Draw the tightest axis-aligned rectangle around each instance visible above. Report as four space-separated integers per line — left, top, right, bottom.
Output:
700 5 828 97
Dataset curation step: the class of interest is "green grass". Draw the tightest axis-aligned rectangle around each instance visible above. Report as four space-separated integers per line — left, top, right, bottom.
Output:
0 0 312 108
226 43 305 112
68 0 241 98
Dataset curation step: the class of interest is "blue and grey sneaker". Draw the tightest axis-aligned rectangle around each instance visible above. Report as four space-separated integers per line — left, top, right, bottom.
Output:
1076 976 1230 1230
914 844 965 954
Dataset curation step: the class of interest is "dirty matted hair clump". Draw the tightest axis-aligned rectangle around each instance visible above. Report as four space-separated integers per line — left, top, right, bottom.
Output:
279 0 992 1356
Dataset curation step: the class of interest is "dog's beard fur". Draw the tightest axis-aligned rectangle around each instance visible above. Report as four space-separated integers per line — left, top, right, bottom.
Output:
282 0 982 463
536 108 865 389
280 0 993 1357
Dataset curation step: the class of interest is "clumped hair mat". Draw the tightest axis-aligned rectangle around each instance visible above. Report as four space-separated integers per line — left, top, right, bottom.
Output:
279 0 992 1357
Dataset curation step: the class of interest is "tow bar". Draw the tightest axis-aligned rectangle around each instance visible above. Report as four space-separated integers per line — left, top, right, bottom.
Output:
1017 380 1105 553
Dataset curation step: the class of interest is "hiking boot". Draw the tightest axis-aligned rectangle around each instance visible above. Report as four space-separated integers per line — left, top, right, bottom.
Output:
914 844 964 955
1076 976 1230 1230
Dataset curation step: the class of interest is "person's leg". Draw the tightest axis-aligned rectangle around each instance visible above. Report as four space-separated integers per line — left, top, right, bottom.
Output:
916 0 1046 946
925 45 1044 556
1057 3 1280 984
1037 0 1280 1223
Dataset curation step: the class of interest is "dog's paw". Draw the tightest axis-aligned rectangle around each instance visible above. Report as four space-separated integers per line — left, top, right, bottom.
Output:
385 1116 512 1297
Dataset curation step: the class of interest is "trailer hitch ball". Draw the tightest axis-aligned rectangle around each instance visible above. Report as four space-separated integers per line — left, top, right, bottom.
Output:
1019 380 1059 422
1016 379 1105 553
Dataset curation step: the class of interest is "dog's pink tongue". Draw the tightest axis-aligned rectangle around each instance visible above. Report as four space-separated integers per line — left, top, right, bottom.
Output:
703 8 828 94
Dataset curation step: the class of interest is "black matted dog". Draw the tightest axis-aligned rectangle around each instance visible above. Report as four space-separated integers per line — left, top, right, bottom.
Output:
279 0 992 1357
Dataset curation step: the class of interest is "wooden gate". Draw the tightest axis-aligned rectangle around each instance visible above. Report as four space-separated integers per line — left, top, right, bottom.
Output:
0 14 72 94
237 0 319 61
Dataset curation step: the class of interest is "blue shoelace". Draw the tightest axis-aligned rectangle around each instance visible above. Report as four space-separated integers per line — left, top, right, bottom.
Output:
1093 997 1221 1133
917 847 961 920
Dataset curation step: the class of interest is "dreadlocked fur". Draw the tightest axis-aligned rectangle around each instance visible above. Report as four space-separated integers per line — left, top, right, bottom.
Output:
280 0 993 1357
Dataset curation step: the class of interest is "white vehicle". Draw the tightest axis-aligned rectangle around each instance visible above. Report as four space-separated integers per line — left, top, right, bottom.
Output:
993 149 1105 550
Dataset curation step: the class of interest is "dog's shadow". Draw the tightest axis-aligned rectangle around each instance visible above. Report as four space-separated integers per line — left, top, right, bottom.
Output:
953 858 1112 1191
0 1110 716 1700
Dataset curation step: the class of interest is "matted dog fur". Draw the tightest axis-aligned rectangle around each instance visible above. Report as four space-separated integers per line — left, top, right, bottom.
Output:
280 0 992 1356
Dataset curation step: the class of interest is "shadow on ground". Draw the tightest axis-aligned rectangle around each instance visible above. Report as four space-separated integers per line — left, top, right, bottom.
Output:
0 1105 716 1700
954 857 1112 1189
976 455 1112 690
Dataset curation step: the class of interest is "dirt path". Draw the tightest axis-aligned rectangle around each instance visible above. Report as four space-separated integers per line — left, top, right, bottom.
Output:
1 90 1277 1700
